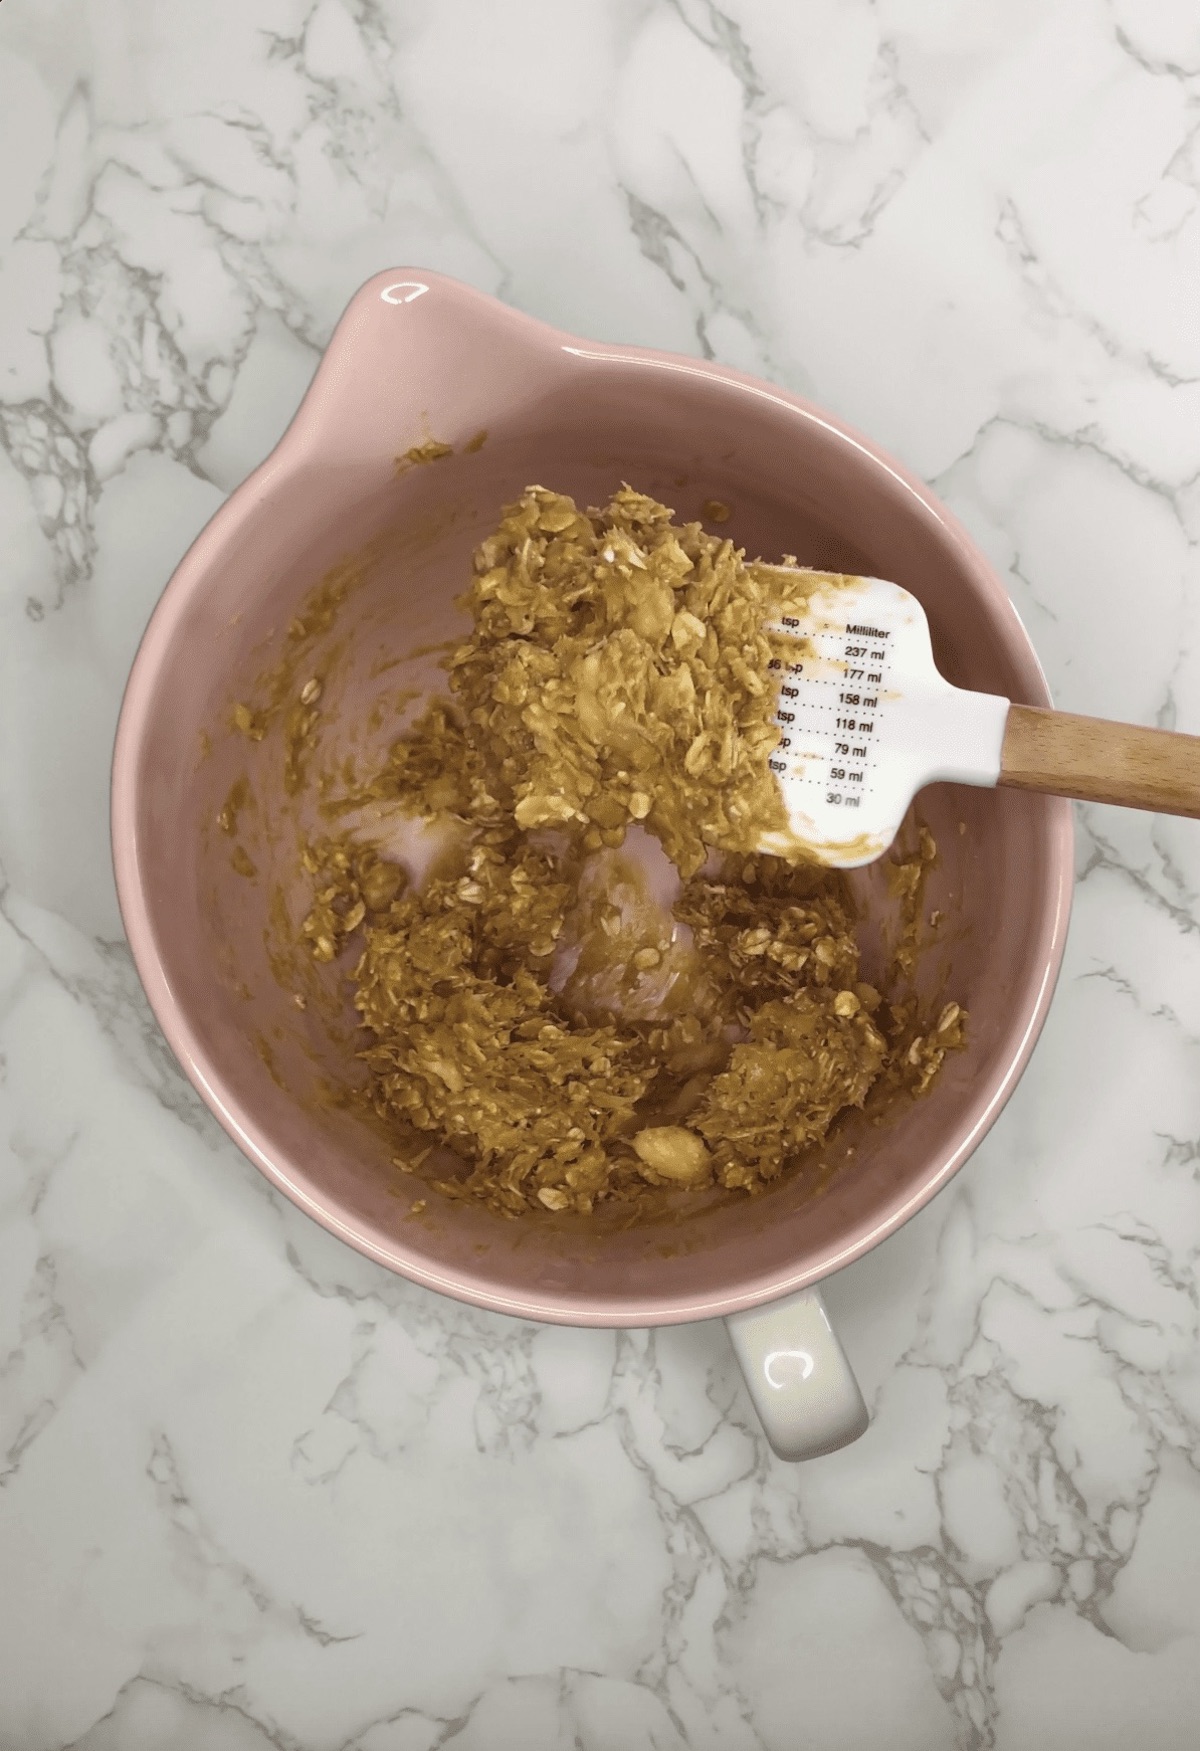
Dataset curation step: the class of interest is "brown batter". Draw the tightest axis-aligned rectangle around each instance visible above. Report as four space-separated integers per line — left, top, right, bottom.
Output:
294 487 964 1217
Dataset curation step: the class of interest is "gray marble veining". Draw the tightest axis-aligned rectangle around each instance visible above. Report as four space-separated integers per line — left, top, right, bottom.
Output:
3 1 1200 1746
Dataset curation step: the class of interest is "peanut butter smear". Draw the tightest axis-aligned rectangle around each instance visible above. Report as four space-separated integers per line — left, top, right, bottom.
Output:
299 487 964 1217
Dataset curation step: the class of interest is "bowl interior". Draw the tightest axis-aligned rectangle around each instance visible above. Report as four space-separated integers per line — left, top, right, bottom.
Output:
121 293 1069 1324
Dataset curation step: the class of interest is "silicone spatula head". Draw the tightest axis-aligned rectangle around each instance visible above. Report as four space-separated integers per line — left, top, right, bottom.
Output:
757 571 1011 868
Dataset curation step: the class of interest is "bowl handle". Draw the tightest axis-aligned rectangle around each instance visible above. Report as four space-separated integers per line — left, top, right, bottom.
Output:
725 1287 868 1461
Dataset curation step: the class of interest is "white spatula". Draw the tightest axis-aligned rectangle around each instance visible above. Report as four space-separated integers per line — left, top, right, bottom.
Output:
759 570 1200 868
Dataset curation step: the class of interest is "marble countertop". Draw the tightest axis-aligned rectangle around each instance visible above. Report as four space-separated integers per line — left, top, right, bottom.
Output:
3 1 1200 1746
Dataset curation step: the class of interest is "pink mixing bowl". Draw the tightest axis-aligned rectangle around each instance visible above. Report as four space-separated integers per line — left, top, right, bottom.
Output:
111 270 1073 1458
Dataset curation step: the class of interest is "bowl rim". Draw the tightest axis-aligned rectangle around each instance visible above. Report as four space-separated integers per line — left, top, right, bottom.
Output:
111 268 1075 1327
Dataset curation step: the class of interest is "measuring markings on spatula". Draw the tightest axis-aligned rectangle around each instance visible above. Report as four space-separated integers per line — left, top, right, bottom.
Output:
767 596 894 819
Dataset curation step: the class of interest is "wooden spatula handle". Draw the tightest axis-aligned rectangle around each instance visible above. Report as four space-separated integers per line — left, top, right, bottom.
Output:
1000 703 1200 818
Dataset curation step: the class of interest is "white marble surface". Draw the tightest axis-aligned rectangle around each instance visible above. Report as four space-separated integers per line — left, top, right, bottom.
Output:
3 0 1200 1745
